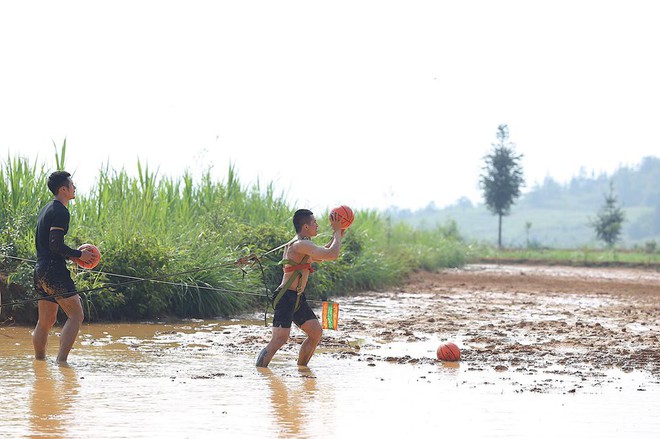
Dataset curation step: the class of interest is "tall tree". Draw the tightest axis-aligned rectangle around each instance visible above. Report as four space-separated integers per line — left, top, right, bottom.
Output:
590 181 626 247
479 124 525 248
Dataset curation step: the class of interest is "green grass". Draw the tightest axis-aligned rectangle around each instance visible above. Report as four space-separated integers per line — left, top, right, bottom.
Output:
0 145 468 324
470 246 660 267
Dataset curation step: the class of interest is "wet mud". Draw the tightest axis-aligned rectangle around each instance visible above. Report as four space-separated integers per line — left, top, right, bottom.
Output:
232 264 660 393
2 264 660 437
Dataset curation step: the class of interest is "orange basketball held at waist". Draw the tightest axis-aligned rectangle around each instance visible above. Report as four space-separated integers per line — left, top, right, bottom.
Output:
330 205 354 229
71 243 101 269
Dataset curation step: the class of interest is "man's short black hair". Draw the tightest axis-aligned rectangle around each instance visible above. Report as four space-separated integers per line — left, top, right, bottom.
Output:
293 209 314 233
47 171 71 195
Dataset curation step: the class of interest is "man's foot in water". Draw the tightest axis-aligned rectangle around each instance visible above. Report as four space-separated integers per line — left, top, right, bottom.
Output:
256 348 268 367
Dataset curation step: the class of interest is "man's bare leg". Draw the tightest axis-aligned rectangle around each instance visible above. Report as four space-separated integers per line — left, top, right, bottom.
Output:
256 326 291 367
33 300 58 360
54 295 84 364
297 319 322 366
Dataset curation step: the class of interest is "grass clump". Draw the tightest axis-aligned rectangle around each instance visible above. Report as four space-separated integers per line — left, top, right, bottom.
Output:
0 147 468 324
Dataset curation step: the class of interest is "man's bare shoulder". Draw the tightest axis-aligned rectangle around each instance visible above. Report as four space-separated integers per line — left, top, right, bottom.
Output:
290 240 318 254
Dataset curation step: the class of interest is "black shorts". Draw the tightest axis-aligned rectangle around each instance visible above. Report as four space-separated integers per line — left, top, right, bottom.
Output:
34 262 77 303
272 289 318 329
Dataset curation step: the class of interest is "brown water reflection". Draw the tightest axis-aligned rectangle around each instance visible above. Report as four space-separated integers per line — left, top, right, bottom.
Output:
0 322 658 438
2 265 660 438
259 367 319 437
30 361 79 438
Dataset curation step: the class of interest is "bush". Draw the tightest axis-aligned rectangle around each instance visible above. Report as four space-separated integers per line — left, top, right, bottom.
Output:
1 150 470 324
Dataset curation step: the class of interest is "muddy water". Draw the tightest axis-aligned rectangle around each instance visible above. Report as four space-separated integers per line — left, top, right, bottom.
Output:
2 265 660 438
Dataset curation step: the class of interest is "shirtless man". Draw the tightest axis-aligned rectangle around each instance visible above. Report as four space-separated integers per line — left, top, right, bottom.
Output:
33 171 97 364
256 209 344 367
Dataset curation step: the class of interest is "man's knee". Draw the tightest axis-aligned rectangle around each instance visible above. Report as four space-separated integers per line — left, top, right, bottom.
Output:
36 315 57 330
309 327 322 343
36 302 58 329
69 310 84 324
302 321 322 343
270 326 291 348
57 296 85 323
271 332 289 348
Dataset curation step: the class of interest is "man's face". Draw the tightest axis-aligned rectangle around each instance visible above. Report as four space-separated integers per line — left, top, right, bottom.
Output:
303 216 319 236
61 178 76 200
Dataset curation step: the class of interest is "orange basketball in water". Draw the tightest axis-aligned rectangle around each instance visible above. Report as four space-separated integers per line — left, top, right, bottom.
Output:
71 244 101 269
330 205 354 229
436 342 461 361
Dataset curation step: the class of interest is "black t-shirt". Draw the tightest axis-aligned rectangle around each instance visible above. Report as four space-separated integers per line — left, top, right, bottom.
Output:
35 200 81 263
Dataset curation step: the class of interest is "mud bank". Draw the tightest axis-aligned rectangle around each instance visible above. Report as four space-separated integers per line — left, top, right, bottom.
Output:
240 264 660 393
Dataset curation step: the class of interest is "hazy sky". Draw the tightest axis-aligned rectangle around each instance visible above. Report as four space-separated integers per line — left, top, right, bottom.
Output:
1 1 658 212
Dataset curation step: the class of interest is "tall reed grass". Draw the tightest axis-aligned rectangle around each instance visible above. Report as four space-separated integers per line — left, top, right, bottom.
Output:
1 144 467 324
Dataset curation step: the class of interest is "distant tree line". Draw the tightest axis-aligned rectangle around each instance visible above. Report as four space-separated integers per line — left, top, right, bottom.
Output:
522 156 660 239
386 151 659 247
523 156 660 210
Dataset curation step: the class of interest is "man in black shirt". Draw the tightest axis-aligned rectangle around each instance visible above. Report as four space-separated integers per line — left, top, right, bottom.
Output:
33 171 97 364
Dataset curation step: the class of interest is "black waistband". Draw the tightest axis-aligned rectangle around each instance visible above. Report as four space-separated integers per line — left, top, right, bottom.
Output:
36 258 67 268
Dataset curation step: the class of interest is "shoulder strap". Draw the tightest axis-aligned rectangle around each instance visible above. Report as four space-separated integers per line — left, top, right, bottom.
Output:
283 263 314 273
272 255 310 310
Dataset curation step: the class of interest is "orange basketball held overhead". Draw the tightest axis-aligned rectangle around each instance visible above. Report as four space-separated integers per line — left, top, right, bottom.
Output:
71 243 101 269
330 205 354 229
436 342 461 361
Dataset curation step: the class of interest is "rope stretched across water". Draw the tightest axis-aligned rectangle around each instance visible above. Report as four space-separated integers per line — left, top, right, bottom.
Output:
0 255 255 307
1 235 327 325
0 236 328 307
0 249 281 309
